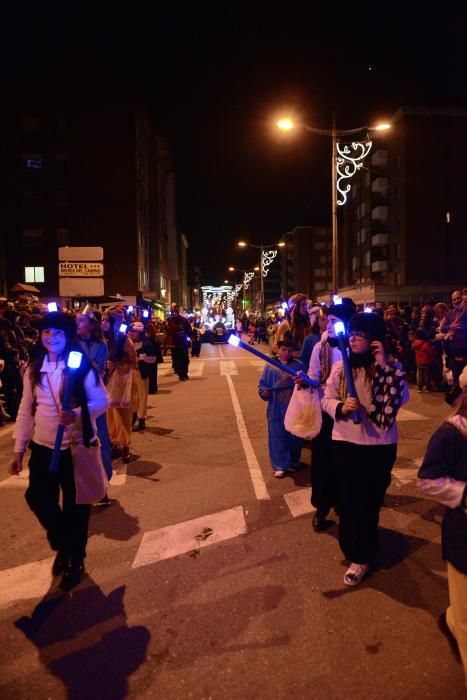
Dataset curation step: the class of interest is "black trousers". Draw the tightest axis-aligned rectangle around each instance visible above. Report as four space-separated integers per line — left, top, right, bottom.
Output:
310 412 338 513
332 441 397 564
25 442 90 559
172 346 189 379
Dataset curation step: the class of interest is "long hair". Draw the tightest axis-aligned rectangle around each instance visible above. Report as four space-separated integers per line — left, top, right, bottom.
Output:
103 316 127 362
451 387 467 419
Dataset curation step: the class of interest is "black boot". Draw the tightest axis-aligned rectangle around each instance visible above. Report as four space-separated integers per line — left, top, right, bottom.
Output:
59 557 85 591
138 418 146 431
312 509 332 532
132 411 137 426
52 550 68 576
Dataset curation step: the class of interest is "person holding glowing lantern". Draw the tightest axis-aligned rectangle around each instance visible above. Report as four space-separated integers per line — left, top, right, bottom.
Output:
9 312 109 591
322 312 409 586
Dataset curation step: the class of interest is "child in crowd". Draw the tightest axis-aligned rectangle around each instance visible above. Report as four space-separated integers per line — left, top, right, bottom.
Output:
258 333 305 478
412 328 436 392
248 321 256 345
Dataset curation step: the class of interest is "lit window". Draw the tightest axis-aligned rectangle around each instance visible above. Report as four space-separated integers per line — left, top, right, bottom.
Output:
24 266 45 283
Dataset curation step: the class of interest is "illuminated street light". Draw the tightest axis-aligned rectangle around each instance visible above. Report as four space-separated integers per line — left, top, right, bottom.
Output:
275 115 391 297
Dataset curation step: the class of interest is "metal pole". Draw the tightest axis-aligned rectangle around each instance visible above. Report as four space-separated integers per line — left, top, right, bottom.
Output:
331 112 338 300
260 245 265 316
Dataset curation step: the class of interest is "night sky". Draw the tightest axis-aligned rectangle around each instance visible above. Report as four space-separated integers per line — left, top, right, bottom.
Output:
2 4 466 284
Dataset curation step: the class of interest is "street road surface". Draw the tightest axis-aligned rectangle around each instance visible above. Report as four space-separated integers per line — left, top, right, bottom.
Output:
0 340 464 698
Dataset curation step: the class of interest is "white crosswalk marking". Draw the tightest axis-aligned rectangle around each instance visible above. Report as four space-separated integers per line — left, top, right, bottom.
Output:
397 408 428 421
159 365 177 377
110 463 127 486
132 506 247 568
220 360 238 376
284 488 313 518
0 557 54 609
187 361 205 377
250 361 264 370
0 469 30 489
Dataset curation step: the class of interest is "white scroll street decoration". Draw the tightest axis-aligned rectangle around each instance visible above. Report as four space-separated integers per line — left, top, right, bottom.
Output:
233 283 243 298
336 141 372 206
262 249 278 278
243 272 255 290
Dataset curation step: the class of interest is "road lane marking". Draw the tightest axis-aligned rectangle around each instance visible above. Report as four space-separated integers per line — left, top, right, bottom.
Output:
224 374 270 500
110 463 127 486
217 345 226 358
250 361 264 370
0 468 30 488
187 361 205 377
0 423 15 438
220 360 238 376
397 408 428 421
132 506 247 568
284 488 313 518
392 466 420 485
0 557 54 609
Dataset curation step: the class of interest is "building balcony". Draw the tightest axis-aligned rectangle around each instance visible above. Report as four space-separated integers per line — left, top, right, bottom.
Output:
371 205 388 221
371 260 388 273
371 177 389 194
371 233 388 246
371 149 388 168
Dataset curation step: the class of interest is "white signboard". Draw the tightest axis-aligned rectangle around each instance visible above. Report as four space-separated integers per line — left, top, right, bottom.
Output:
59 262 104 277
59 247 104 261
59 278 104 297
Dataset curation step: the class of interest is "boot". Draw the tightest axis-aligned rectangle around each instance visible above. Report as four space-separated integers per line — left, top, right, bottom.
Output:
138 418 146 431
59 557 85 592
132 411 137 426
121 446 131 464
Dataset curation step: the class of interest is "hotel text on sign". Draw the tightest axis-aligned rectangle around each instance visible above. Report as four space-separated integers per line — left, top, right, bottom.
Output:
59 262 104 277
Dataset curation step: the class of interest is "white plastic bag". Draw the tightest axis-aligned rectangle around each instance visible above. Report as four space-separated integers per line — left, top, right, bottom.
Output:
284 385 322 439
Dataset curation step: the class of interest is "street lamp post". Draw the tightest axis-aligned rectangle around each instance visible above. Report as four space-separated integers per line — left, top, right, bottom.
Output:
237 241 285 314
276 116 390 298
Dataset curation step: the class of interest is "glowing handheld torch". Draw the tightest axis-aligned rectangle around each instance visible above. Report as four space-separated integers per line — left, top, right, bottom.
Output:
228 335 319 388
49 351 83 472
333 321 361 424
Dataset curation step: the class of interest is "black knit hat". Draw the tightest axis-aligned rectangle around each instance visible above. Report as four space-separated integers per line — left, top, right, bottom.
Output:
349 312 386 343
327 302 356 326
39 312 77 339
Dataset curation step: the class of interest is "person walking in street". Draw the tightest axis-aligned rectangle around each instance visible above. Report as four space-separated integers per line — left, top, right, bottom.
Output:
77 309 112 483
144 321 164 392
258 332 305 478
129 321 157 432
306 301 356 531
418 365 467 685
9 312 109 591
322 312 409 586
102 307 136 464
166 305 192 381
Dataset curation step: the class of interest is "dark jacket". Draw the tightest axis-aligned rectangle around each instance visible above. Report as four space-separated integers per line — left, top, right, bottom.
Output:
418 422 467 573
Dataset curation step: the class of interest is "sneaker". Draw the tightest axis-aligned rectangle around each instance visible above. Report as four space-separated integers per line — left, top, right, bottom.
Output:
344 562 369 587
273 470 286 478
417 389 423 393
94 494 113 507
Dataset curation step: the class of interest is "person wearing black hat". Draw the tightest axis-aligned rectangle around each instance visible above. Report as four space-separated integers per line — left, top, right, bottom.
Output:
258 332 306 478
9 312 109 591
303 301 356 531
322 312 409 586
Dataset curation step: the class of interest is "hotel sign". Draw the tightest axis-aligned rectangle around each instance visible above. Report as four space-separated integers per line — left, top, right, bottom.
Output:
59 262 104 277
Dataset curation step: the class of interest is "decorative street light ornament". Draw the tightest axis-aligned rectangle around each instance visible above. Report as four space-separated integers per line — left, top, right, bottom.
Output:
336 141 372 206
243 272 255 290
262 249 278 278
233 283 243 298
